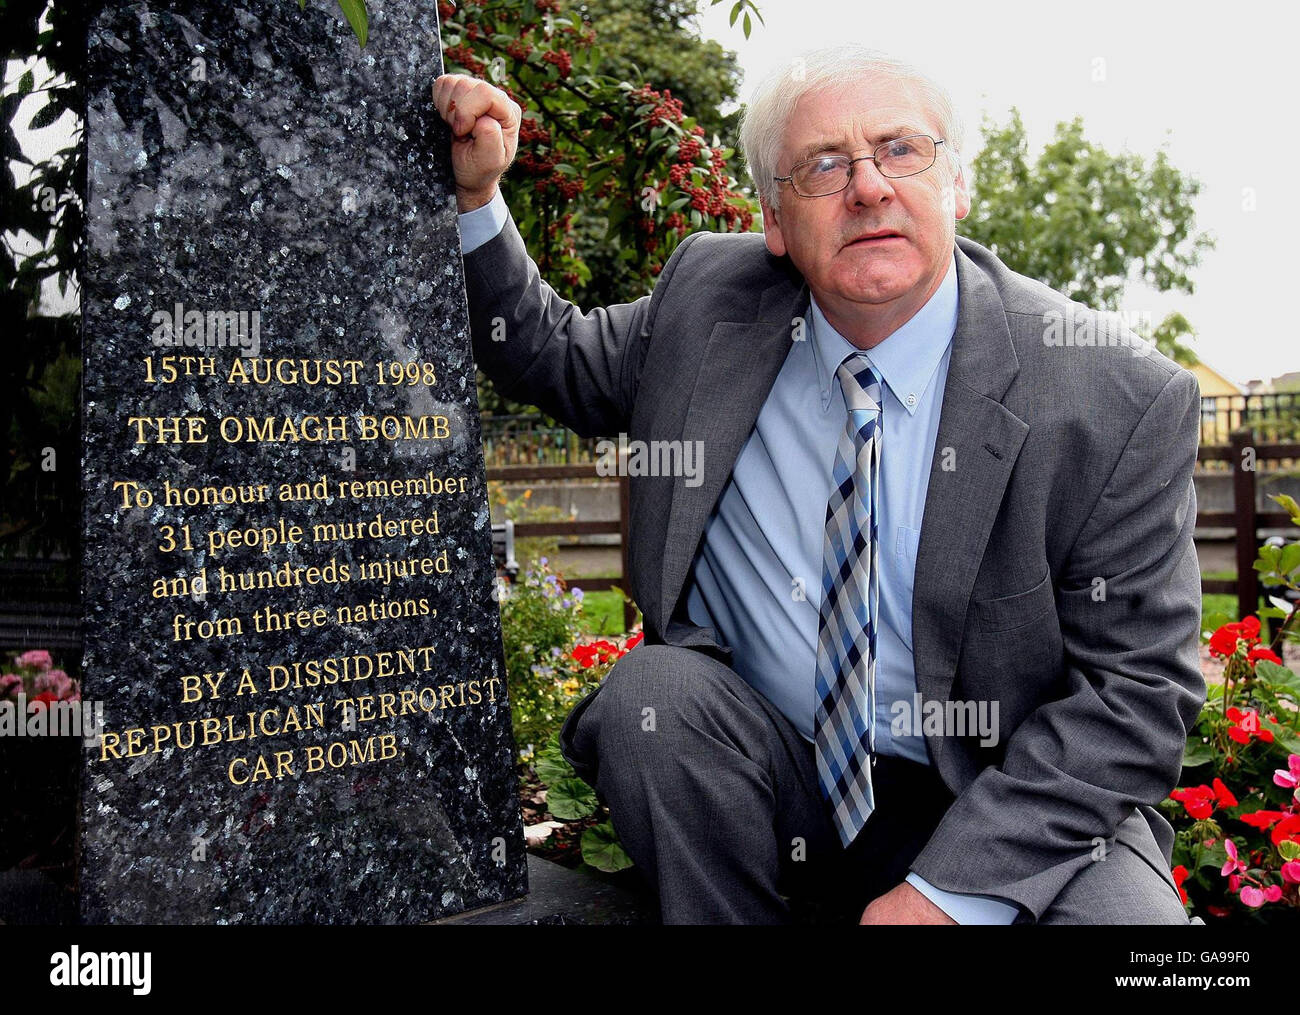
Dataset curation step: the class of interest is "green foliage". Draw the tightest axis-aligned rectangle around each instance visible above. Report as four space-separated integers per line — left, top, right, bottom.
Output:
533 730 634 872
1145 311 1199 368
439 0 759 418
579 0 744 152
960 110 1213 365
533 734 574 785
1169 502 1300 921
547 776 599 820
1 0 85 555
581 821 634 872
498 557 589 753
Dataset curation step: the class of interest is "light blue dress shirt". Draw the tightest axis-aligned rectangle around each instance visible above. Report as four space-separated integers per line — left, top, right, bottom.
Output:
460 190 1019 924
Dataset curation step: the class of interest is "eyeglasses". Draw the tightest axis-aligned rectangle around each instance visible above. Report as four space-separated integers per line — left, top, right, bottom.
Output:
774 135 946 197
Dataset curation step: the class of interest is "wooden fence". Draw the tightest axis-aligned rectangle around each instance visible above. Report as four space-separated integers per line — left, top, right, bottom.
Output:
1198 430 1300 620
493 428 1299 631
486 463 636 632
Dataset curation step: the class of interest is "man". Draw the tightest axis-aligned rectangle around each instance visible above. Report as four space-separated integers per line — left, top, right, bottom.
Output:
432 45 1205 925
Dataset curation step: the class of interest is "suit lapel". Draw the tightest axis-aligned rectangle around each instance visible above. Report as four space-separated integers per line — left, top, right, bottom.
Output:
657 273 808 633
911 244 1029 769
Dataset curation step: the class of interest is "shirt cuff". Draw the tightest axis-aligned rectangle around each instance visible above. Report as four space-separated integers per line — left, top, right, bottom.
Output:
458 188 509 255
905 872 1021 925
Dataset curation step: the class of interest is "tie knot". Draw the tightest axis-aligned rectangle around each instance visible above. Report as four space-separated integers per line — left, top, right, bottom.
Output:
836 355 883 413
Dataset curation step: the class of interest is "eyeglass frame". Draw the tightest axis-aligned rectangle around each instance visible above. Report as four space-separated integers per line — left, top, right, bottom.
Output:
773 134 947 198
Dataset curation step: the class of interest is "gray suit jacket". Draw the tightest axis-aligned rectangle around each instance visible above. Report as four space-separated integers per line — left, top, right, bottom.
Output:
463 213 1206 919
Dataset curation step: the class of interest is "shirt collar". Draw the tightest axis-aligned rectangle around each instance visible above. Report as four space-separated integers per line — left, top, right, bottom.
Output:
808 253 959 416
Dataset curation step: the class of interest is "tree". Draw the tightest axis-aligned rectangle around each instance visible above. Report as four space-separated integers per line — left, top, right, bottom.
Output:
959 110 1212 364
439 0 760 415
1 0 85 562
575 0 744 157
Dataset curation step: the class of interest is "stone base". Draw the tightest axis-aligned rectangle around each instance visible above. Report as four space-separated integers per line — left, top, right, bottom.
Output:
433 854 657 925
0 854 656 926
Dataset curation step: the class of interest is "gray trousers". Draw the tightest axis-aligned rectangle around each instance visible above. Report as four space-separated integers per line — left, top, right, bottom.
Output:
559 644 1191 926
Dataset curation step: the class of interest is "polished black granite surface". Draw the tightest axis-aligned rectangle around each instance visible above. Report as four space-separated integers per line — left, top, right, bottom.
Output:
81 0 525 923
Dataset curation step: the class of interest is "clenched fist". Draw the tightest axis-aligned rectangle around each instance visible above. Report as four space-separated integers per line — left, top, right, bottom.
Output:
431 73 522 212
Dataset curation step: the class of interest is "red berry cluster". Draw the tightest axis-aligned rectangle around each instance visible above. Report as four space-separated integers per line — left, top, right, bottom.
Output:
437 0 455 19
547 213 575 238
518 117 551 146
661 124 753 231
630 85 684 127
443 44 485 77
505 39 533 61
542 49 572 78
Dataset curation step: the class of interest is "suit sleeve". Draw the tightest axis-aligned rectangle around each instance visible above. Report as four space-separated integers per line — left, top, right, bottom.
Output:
461 199 702 438
909 367 1207 919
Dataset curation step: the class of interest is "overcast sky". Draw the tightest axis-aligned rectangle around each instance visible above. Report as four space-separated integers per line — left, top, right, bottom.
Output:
699 0 1297 386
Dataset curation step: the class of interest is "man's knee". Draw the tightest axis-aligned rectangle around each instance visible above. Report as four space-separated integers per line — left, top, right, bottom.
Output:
1036 843 1189 925
560 642 778 802
575 644 746 763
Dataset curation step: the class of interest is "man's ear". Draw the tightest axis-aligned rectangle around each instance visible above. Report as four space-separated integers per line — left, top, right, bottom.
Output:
760 198 787 256
951 161 971 222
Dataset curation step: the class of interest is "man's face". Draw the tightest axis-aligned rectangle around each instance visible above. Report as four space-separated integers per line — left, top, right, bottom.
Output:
762 76 970 328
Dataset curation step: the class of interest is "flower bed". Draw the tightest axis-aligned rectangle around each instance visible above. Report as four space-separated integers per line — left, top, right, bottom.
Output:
1167 495 1300 922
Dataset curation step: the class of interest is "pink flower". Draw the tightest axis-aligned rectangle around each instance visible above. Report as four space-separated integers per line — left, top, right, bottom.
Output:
1282 861 1300 885
1239 885 1267 907
1 673 23 697
15 649 51 670
1274 754 1300 791
1263 885 1283 903
33 669 75 700
1221 838 1247 877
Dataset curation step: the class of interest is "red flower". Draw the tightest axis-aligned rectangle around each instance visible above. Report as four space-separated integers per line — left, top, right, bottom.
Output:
1239 810 1286 829
1212 778 1238 808
1209 625 1242 658
1171 865 1189 905
1170 785 1216 820
1226 708 1271 745
626 631 644 649
29 691 60 709
1271 814 1300 848
1247 646 1282 667
1209 617 1263 658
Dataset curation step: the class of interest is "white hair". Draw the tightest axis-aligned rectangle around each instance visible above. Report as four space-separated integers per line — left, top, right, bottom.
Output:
738 46 965 210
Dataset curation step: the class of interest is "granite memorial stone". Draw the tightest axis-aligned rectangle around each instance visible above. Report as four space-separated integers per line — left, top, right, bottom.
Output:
80 0 525 923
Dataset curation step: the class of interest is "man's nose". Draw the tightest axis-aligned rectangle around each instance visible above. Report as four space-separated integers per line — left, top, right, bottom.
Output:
843 156 894 207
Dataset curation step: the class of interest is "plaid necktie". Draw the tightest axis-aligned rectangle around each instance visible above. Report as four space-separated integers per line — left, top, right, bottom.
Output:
815 353 884 848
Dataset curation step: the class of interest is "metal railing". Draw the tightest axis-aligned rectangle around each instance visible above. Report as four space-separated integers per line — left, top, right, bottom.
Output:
480 415 601 467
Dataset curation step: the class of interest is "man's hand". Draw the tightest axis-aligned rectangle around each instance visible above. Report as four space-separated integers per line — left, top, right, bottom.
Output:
859 882 956 925
431 73 521 212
